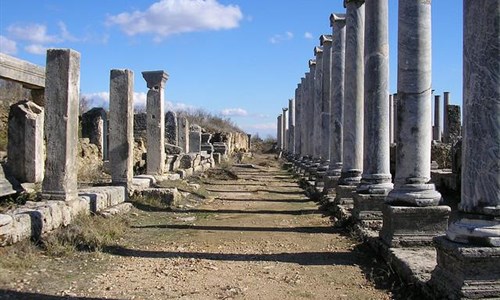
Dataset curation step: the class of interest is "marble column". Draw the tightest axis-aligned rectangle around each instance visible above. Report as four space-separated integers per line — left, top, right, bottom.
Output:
313 47 323 160
294 85 301 156
380 0 449 247
307 60 317 157
277 114 282 150
353 0 393 221
109 69 134 186
142 71 168 175
334 0 365 204
443 91 450 143
300 77 308 157
282 107 288 151
41 49 80 201
288 99 295 155
393 93 398 143
432 1 500 298
320 35 333 163
433 95 441 141
389 94 394 144
325 13 346 191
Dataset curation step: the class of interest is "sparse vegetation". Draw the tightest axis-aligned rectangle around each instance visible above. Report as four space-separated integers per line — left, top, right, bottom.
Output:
177 108 244 134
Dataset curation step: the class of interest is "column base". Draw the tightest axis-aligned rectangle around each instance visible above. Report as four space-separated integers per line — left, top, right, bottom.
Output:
446 218 500 247
386 183 442 207
379 205 450 247
431 236 500 299
353 193 386 221
334 185 357 205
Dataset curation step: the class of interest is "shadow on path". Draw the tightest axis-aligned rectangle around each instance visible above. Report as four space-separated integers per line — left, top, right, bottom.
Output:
131 224 338 234
0 290 118 300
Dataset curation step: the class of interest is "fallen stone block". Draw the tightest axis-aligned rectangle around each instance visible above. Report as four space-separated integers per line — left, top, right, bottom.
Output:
99 203 133 218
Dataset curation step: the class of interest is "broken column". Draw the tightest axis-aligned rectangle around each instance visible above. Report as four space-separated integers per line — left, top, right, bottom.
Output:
8 100 44 183
165 110 178 146
142 70 168 175
443 91 450 142
81 107 107 159
353 0 393 222
109 69 134 186
432 1 500 297
189 124 202 153
324 13 346 194
177 116 189 153
380 0 449 247
41 49 80 201
288 98 295 155
433 95 441 141
335 0 365 203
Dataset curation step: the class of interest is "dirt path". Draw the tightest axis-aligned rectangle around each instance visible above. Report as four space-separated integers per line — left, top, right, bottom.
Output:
0 154 392 299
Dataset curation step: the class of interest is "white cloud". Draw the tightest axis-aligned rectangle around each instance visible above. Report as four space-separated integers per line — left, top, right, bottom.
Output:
221 108 248 117
166 101 197 111
107 0 243 41
24 44 47 55
270 31 293 44
248 123 276 130
57 21 79 42
0 35 17 55
304 32 313 39
8 23 61 44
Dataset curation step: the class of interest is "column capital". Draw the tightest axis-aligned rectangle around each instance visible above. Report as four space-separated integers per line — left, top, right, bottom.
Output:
344 0 365 8
314 46 323 56
142 70 169 89
320 35 333 45
308 59 316 67
330 13 346 27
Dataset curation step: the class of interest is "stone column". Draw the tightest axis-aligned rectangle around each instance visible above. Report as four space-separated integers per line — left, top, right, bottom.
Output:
393 93 398 143
320 35 333 163
433 95 441 141
353 0 393 222
165 110 178 145
325 13 346 194
443 91 450 143
81 107 107 159
300 76 308 157
288 99 295 155
109 69 134 186
8 100 44 183
432 1 500 297
282 107 288 151
142 71 168 175
380 0 449 247
189 124 202 153
277 114 282 150
307 61 316 157
389 94 394 144
335 0 365 203
177 116 190 153
41 49 80 201
313 47 323 160
294 84 302 156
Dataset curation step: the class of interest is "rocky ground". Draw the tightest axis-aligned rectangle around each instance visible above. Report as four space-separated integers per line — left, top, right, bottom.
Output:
0 153 399 300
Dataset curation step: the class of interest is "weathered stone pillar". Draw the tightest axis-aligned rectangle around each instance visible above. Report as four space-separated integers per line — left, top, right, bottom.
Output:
81 107 107 160
300 76 309 157
380 0 449 247
288 99 295 155
165 110 178 145
432 2 500 297
109 69 134 186
142 71 168 175
433 95 441 141
282 107 288 151
320 35 332 163
306 63 315 157
335 0 365 203
294 84 302 156
389 94 394 144
189 124 202 153
41 49 80 201
313 47 323 160
277 114 282 150
443 91 450 142
393 93 398 143
8 100 44 183
446 104 461 144
353 0 393 221
177 116 190 153
325 13 346 194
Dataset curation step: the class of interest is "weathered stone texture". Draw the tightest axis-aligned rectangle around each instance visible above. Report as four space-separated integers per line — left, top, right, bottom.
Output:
165 110 178 145
189 124 202 153
8 100 44 183
177 116 189 153
81 107 107 159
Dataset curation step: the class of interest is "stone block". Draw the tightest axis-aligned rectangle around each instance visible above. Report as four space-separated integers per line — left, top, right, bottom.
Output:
8 100 45 183
380 205 451 247
177 117 189 153
165 111 178 145
0 214 13 246
99 203 132 218
0 165 16 197
334 185 356 205
189 124 202 153
431 236 500 299
138 188 182 207
78 186 126 213
131 175 156 190
11 213 32 244
352 193 386 221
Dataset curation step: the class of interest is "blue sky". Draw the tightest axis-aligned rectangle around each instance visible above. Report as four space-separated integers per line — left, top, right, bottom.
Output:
0 0 463 138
